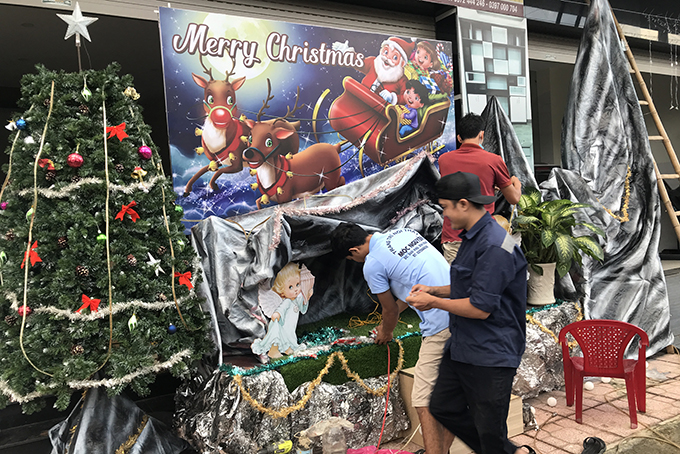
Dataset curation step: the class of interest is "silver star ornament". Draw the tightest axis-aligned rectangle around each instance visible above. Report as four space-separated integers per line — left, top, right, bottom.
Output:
57 2 98 42
146 252 165 277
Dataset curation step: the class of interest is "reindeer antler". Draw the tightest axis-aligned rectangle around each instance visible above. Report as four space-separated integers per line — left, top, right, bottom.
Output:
257 79 275 122
198 54 214 81
225 58 237 82
282 86 306 120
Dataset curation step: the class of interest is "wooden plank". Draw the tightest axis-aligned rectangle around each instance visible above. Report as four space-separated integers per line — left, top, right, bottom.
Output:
659 174 680 179
649 136 665 141
639 100 649 106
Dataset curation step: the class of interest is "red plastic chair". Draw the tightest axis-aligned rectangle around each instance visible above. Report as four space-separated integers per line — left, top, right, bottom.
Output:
559 319 649 429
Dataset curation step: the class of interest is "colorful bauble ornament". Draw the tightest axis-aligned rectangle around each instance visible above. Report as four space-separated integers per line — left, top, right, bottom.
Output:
115 163 124 173
128 313 138 332
127 254 137 267
138 145 152 160
96 233 107 243
157 246 167 256
168 324 177 334
4 315 17 326
0 202 7 210
15 119 27 130
70 344 84 355
17 305 32 316
58 236 68 249
46 170 57 182
174 205 184 214
76 265 89 277
67 152 84 168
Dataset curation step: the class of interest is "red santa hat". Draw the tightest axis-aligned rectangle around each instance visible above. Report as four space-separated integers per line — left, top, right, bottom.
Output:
381 37 415 63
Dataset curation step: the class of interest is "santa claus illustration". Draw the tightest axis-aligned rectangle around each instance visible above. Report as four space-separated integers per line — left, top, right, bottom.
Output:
358 36 414 105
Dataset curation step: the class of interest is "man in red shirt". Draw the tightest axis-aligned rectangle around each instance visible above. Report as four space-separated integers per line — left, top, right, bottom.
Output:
438 113 522 263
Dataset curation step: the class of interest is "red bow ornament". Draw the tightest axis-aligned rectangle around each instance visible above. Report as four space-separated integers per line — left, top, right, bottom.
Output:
115 201 140 223
76 294 101 313
174 271 193 289
106 122 129 141
21 241 42 269
38 158 56 171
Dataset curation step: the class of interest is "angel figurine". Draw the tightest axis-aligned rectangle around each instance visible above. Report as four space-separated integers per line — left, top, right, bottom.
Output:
252 262 314 358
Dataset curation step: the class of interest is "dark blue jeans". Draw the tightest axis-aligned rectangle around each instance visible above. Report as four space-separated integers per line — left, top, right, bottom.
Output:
429 353 518 454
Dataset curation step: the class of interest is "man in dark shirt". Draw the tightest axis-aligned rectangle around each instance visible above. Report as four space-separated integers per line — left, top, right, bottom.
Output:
407 171 530 454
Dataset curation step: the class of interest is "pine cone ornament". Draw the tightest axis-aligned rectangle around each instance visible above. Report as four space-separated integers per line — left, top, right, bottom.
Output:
70 345 84 355
4 315 17 326
44 98 51 107
58 236 68 249
79 104 89 115
76 265 89 277
46 170 57 182
157 246 167 256
115 164 124 173
5 229 15 241
71 175 81 184
127 254 137 267
157 293 167 302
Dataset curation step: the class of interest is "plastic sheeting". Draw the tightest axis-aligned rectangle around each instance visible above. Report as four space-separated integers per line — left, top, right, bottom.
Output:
543 0 673 355
49 387 188 454
190 154 444 356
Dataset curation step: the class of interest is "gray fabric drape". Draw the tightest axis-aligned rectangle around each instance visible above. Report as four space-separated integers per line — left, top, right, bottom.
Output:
543 0 673 355
190 154 443 354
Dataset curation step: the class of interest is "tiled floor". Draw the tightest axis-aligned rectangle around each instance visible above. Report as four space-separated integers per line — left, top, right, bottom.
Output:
383 351 680 454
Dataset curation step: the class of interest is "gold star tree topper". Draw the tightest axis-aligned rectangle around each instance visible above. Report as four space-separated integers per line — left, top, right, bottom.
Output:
56 2 98 42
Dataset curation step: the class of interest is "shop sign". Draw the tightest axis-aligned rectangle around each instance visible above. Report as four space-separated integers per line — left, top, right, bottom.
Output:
422 0 524 18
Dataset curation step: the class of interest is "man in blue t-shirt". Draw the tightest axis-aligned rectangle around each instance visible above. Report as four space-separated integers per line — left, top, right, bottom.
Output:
331 224 455 454
407 171 530 454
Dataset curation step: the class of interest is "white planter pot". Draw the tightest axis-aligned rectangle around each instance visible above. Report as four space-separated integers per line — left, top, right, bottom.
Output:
527 262 556 306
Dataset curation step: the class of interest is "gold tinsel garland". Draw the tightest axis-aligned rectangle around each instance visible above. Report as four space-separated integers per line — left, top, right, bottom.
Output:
234 338 404 418
525 302 583 349
600 165 631 222
115 414 149 454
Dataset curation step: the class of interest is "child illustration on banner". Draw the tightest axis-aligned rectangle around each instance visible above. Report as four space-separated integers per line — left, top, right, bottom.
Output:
404 40 453 96
398 80 450 138
252 262 315 359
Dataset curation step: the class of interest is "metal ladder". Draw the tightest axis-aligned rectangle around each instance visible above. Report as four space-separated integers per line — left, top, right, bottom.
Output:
610 11 680 244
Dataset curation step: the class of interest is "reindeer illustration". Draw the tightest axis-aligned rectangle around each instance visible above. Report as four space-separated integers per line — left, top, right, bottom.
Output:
242 82 345 209
183 56 251 196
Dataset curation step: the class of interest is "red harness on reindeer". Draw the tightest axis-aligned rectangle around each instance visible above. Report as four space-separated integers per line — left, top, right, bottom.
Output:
251 156 290 199
203 120 245 164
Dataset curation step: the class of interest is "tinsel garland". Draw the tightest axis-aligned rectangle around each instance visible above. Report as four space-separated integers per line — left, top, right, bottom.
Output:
526 300 583 345
0 349 192 403
115 415 149 454
269 151 435 250
16 175 163 198
221 331 420 377
233 338 405 418
5 253 201 316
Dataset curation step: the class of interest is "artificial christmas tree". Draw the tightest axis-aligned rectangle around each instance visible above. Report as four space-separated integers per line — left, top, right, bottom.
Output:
0 63 210 414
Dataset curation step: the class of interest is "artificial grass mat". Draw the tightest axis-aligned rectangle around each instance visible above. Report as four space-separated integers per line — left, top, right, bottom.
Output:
277 309 423 392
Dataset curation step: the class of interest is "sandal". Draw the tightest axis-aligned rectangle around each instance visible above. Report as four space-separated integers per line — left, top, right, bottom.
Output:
519 446 537 454
582 437 606 454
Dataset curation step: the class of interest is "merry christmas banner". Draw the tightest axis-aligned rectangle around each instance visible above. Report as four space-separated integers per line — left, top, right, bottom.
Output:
158 7 455 231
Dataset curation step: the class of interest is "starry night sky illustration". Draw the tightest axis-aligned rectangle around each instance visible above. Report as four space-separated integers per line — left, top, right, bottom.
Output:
159 8 457 232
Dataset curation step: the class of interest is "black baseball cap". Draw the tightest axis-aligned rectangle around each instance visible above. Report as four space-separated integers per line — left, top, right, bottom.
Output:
435 171 496 204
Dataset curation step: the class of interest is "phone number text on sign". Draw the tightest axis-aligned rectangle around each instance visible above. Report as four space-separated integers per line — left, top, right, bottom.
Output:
431 0 524 17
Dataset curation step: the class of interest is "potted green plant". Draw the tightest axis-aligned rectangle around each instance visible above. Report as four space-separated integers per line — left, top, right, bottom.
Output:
512 187 606 306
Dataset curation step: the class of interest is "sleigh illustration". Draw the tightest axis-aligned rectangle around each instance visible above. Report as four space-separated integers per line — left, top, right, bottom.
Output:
329 76 450 165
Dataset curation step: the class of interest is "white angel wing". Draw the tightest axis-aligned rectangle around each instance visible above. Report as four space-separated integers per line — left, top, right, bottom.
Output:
258 282 283 318
300 264 315 300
